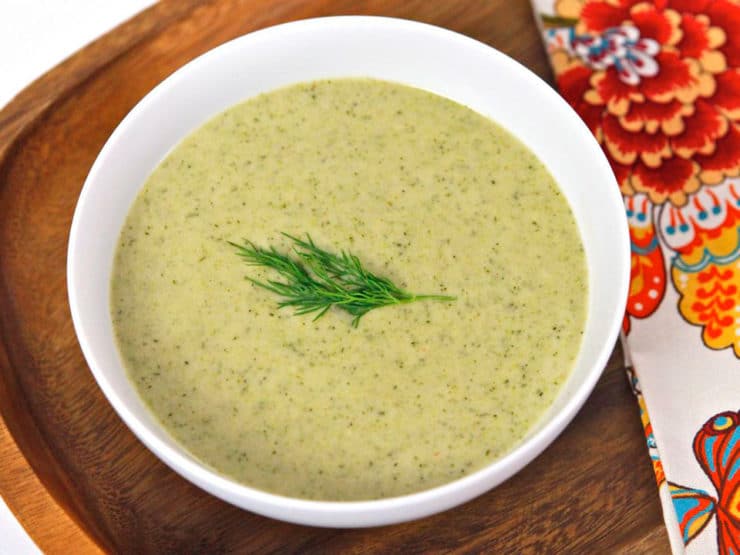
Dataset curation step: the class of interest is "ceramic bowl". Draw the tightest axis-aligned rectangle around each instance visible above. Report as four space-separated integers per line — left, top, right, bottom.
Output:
68 16 629 527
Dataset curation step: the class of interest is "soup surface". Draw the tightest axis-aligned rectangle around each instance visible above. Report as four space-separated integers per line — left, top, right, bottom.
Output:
111 79 587 500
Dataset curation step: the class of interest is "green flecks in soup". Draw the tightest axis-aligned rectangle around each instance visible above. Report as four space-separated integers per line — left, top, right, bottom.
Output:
111 79 588 501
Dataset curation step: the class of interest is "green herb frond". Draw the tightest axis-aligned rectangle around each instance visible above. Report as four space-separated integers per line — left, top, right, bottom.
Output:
229 233 455 327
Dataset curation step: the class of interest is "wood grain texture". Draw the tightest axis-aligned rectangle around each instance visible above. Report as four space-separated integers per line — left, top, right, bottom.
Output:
0 0 670 552
0 415 101 554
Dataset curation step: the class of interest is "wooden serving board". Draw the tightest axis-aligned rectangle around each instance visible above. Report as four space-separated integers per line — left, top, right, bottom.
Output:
0 1 670 552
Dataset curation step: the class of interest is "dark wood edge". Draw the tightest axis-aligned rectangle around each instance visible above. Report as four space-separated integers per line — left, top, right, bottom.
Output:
0 1 208 551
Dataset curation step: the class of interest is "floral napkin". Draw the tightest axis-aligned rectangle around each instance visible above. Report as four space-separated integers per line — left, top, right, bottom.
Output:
530 1 740 552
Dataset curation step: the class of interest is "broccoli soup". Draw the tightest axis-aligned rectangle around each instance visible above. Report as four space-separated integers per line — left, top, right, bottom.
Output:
111 79 587 500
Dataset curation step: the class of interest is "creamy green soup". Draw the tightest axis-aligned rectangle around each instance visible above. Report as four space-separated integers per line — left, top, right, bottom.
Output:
111 79 587 500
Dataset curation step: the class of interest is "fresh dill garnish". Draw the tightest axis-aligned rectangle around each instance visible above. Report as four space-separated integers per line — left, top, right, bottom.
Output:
229 233 455 327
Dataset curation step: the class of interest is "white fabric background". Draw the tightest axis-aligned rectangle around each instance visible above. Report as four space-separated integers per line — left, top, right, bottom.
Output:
530 0 739 552
0 2 155 552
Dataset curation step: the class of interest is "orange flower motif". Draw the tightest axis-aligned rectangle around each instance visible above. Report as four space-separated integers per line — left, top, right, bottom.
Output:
627 368 666 487
662 182 740 355
548 0 740 207
624 194 666 333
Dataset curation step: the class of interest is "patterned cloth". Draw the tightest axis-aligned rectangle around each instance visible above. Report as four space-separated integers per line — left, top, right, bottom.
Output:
530 1 740 553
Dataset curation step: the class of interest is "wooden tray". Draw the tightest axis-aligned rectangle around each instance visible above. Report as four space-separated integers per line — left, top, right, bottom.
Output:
0 1 670 552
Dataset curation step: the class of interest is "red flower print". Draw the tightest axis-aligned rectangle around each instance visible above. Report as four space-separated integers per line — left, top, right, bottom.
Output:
547 0 740 207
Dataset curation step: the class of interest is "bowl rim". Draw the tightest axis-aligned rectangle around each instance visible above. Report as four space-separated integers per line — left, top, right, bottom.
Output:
67 15 630 527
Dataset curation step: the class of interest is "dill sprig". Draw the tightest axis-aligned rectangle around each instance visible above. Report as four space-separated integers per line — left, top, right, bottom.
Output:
229 233 455 327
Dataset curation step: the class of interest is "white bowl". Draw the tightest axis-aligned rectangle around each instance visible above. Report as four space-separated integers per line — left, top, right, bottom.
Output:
68 16 629 527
